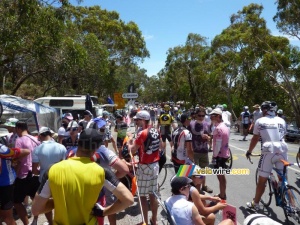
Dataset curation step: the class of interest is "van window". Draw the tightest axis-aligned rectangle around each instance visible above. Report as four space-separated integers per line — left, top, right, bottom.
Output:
49 100 74 107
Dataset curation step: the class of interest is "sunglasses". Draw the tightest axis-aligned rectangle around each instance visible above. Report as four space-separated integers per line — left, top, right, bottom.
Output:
197 114 205 118
181 184 191 190
69 127 78 131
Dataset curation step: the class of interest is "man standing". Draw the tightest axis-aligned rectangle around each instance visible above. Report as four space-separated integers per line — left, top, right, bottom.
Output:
114 114 128 156
248 104 262 133
62 121 79 158
31 127 67 225
57 113 73 144
188 108 212 194
78 110 94 131
246 101 287 211
128 110 160 225
240 106 251 141
32 128 133 225
171 113 194 173
13 121 41 225
210 108 230 200
222 104 232 131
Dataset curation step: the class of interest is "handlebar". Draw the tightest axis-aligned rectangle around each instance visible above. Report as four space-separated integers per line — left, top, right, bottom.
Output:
247 153 261 164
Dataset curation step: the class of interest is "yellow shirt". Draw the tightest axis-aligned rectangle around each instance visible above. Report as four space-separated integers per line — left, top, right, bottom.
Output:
49 157 105 225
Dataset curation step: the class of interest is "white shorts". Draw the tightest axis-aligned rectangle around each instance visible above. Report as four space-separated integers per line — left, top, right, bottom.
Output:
137 162 159 196
257 151 287 178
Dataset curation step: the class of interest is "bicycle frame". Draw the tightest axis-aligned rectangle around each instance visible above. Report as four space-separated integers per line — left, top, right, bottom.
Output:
270 166 287 207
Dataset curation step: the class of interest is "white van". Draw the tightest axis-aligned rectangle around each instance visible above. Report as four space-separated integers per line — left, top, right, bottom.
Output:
34 95 100 120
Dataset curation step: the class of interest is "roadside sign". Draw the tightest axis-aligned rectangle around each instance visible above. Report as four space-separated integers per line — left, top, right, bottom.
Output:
122 93 138 99
113 92 125 109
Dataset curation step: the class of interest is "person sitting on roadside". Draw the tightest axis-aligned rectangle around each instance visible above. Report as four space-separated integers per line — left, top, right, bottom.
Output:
165 176 206 225
188 166 228 225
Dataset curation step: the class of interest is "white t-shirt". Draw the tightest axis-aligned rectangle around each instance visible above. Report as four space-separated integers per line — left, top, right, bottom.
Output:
254 115 287 153
252 109 262 123
244 213 281 225
165 195 194 225
222 111 231 127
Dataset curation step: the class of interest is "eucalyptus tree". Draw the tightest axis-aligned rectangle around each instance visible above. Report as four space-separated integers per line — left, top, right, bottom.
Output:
163 33 211 105
274 0 300 41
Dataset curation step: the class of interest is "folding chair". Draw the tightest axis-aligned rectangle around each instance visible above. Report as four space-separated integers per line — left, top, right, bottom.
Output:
152 191 177 225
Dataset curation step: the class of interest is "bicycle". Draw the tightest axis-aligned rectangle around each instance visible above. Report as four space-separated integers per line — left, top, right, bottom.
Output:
249 154 300 224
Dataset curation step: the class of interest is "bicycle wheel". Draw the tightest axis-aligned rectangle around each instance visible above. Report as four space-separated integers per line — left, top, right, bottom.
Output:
255 168 272 207
296 147 300 168
158 165 167 188
225 148 233 169
120 175 131 191
282 185 300 224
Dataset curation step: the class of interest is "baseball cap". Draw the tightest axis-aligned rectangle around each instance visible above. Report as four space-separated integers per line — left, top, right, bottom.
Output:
63 113 73 121
253 104 260 109
4 118 19 127
171 176 193 192
78 128 103 150
83 110 93 116
180 113 192 123
0 128 9 137
39 126 54 135
135 110 150 120
66 121 79 131
209 108 222 116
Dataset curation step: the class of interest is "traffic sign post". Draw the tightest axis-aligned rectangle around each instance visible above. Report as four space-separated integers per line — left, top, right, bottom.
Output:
122 93 138 99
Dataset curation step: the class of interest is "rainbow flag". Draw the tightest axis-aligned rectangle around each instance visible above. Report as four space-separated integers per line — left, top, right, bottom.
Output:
176 165 196 177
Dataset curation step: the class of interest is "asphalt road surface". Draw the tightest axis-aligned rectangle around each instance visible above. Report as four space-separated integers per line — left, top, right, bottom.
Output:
14 126 300 225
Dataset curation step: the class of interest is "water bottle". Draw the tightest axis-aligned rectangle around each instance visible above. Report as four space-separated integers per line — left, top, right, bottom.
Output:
270 173 277 194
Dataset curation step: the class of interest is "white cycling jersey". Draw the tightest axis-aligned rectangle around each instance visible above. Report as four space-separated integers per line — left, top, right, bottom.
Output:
254 115 287 153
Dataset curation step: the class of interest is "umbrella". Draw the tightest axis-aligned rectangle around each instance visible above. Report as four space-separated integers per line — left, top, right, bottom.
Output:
85 94 93 112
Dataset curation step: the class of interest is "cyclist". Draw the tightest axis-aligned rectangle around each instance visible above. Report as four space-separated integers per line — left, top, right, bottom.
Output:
246 101 287 211
240 106 251 141
157 104 175 146
171 113 194 173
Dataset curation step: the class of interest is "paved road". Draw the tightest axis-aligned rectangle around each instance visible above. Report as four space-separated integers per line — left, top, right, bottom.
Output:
14 126 300 225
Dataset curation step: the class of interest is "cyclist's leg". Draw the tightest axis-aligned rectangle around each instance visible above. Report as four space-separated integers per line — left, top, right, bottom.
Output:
254 153 272 204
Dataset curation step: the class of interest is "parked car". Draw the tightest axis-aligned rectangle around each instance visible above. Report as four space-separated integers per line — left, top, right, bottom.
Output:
285 127 300 142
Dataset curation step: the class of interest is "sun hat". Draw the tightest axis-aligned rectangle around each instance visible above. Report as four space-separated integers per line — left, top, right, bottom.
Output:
209 108 222 116
253 104 260 109
4 118 19 127
93 118 107 128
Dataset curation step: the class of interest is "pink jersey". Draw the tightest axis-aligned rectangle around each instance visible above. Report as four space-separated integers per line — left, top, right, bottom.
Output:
15 135 40 179
212 122 230 158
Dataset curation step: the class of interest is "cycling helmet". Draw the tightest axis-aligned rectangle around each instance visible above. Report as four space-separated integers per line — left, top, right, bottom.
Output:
277 109 283 114
102 111 109 117
164 104 170 111
260 101 277 111
223 104 227 109
243 106 249 111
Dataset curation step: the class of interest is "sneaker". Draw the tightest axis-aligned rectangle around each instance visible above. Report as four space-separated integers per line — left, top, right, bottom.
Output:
202 185 213 194
246 200 260 211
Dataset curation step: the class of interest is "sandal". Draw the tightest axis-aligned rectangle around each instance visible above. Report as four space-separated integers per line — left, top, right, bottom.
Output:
214 193 227 200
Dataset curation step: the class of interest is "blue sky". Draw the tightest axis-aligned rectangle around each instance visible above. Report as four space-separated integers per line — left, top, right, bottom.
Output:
72 0 300 76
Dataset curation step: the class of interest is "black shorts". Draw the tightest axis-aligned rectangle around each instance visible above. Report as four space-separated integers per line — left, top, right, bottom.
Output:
0 185 14 210
14 175 40 203
243 124 249 130
161 134 172 143
214 157 229 169
117 137 125 148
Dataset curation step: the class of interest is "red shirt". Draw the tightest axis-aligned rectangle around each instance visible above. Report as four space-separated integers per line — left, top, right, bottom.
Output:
135 127 160 164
